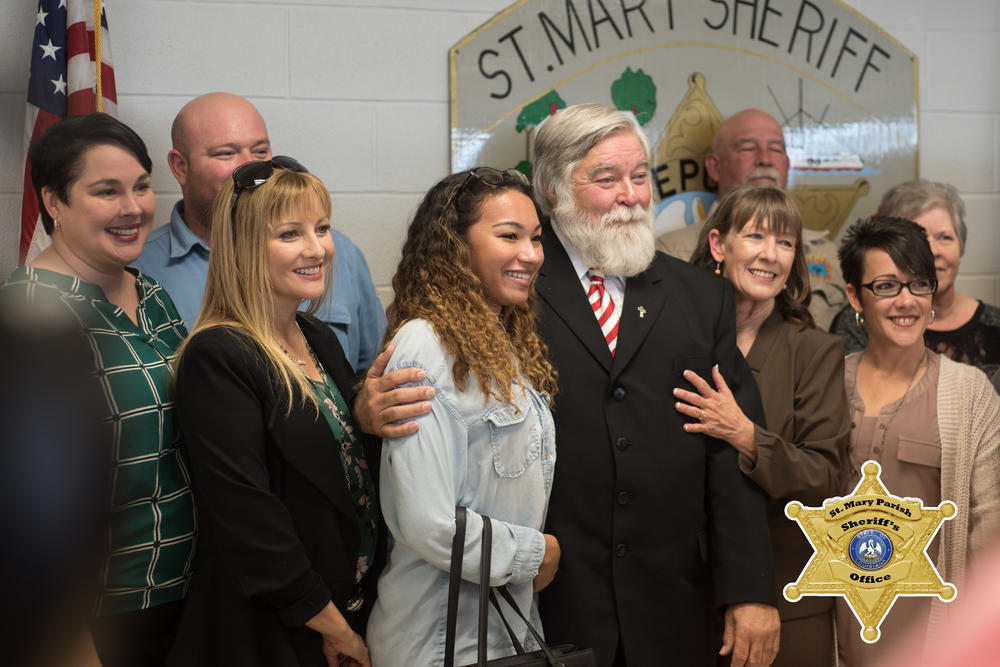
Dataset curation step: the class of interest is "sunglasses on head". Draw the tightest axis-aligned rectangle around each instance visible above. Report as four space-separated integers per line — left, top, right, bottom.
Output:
446 167 529 210
230 156 309 215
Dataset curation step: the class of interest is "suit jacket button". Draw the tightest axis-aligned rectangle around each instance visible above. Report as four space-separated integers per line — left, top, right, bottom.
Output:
612 387 626 401
615 543 627 558
617 491 630 505
615 437 629 451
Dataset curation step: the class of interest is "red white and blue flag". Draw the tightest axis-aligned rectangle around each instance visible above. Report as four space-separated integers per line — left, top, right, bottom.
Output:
21 0 117 265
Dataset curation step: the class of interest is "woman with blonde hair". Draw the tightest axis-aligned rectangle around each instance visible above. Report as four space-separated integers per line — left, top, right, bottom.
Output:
677 184 850 666
170 157 383 667
366 168 561 665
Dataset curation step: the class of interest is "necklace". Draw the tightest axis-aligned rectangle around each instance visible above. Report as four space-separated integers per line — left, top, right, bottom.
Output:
855 347 927 463
278 322 308 366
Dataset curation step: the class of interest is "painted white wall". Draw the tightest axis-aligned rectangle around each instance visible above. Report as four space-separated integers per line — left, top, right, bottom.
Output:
2 0 998 306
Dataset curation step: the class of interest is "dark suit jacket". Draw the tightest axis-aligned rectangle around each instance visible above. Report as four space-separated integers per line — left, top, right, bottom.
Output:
536 231 776 666
168 315 384 667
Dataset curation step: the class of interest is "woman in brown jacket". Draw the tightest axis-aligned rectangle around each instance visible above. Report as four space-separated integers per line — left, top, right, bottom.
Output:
674 185 851 666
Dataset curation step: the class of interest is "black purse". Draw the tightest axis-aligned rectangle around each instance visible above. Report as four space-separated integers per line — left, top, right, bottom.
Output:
444 506 597 667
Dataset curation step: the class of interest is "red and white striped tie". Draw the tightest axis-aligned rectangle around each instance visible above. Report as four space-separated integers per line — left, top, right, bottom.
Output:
587 270 619 355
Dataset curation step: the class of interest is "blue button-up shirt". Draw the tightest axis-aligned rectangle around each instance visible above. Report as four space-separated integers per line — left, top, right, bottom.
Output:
134 200 386 372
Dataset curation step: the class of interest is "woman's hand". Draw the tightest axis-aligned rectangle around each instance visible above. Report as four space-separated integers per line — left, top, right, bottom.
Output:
533 534 561 592
307 602 371 667
673 365 757 461
320 630 370 667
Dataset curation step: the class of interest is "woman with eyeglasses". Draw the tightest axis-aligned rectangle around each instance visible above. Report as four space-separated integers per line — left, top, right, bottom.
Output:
834 216 1000 665
168 157 384 667
365 169 560 665
830 180 1000 383
2 113 194 666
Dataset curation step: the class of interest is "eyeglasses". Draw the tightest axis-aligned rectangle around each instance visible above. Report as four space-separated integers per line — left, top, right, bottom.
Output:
446 167 529 209
860 278 937 298
230 156 309 215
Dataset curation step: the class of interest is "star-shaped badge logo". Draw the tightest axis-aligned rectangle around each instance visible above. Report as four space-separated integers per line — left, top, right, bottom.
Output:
784 460 956 643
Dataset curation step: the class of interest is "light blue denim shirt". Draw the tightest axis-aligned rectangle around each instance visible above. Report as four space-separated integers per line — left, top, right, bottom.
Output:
367 319 555 666
134 200 387 371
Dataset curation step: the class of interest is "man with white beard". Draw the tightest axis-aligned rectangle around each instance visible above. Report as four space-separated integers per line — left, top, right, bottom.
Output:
353 104 781 666
531 104 780 667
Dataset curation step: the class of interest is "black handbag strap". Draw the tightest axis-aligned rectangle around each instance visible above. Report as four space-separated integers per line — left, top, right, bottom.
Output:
446 506 494 667
493 585 565 665
444 506 467 667
489 588 525 653
477 513 492 665
446 506 563 667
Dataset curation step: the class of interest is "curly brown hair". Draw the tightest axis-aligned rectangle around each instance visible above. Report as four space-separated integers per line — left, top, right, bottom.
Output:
385 169 558 405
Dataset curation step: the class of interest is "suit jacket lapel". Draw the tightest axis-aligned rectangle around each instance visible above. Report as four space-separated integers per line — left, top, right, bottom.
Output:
610 258 668 381
538 229 613 373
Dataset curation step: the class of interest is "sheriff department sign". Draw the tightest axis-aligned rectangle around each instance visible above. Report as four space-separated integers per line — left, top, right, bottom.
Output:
450 0 917 242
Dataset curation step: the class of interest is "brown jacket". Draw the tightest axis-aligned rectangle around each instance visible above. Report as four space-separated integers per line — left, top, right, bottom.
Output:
740 309 850 623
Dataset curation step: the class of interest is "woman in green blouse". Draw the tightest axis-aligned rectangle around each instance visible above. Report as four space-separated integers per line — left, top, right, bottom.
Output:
3 113 195 665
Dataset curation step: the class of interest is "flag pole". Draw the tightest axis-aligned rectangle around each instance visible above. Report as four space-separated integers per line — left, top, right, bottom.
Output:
93 0 103 111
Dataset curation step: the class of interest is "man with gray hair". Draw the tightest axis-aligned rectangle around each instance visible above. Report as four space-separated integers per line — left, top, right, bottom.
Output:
354 104 782 665
531 104 779 666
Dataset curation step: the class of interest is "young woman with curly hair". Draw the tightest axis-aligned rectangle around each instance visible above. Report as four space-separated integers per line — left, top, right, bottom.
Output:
366 168 560 665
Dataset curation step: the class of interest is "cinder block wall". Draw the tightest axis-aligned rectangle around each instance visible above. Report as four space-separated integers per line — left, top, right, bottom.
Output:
2 0 997 305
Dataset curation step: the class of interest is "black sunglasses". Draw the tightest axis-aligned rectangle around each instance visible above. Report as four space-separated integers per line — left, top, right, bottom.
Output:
230 155 309 215
446 167 529 209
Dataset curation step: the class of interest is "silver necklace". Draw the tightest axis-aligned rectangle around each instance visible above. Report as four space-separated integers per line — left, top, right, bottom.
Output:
278 322 307 367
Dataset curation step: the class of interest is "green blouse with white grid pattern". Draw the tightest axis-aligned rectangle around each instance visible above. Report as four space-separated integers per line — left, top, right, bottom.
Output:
3 266 196 616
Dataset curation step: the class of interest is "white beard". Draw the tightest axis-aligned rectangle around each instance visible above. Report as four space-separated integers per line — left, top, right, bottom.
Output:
551 199 656 277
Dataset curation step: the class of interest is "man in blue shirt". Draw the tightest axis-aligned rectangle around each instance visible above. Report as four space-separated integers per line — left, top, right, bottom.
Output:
134 92 385 371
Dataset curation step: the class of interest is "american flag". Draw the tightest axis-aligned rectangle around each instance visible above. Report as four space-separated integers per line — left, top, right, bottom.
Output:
21 0 118 265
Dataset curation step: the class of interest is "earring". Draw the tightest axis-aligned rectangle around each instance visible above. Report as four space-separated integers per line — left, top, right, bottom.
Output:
53 218 61 230
855 310 865 327
714 261 721 275
931 309 936 322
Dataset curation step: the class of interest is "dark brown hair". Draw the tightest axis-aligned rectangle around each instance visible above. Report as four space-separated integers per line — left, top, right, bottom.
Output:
838 216 936 290
691 184 813 327
30 113 153 234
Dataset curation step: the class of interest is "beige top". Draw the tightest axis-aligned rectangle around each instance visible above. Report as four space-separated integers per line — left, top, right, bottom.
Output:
837 352 942 666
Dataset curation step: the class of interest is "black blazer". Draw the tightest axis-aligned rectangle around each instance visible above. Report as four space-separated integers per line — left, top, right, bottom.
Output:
168 315 384 667
535 231 776 666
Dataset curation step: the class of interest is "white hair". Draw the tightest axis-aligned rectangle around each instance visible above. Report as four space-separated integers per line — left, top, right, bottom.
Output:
532 103 650 218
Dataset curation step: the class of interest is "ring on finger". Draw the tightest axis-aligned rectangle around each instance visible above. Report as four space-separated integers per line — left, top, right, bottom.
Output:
698 409 706 421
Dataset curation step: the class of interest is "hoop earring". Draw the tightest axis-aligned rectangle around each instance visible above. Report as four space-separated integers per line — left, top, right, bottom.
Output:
53 218 61 230
855 310 865 327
